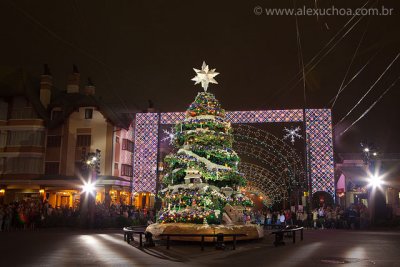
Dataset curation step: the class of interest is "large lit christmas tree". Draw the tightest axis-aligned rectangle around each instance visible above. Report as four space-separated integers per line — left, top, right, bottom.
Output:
158 62 253 225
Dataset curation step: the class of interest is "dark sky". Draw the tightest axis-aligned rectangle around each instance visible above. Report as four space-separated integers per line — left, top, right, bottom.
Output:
1 0 399 153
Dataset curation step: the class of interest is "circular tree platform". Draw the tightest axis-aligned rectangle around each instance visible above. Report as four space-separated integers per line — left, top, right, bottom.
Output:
146 223 264 242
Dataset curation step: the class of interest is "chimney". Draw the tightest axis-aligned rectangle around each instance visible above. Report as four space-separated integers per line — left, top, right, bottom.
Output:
40 64 53 108
67 64 80 93
84 77 95 95
146 99 156 112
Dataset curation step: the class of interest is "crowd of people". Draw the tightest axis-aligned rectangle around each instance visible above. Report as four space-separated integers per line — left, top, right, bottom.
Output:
0 198 373 231
0 199 152 231
245 203 371 230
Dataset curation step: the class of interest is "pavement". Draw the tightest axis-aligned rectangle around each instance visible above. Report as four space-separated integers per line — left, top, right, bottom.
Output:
0 228 399 267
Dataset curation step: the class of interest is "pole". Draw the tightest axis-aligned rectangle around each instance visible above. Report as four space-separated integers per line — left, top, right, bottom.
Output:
369 157 375 226
302 108 312 211
88 169 96 228
155 112 162 212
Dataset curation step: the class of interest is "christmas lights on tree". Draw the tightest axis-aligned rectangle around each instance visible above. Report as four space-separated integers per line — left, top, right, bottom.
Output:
158 63 252 224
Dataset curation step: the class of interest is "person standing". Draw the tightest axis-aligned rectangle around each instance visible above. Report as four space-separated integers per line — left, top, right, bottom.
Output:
266 210 272 226
276 212 281 225
318 207 325 229
260 212 265 226
312 209 318 229
285 210 292 226
279 212 286 225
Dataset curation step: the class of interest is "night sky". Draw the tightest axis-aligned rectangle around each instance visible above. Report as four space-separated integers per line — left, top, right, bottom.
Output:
1 0 399 153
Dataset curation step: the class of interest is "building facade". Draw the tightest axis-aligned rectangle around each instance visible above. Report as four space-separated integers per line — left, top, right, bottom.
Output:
0 66 144 209
0 69 48 203
336 153 400 218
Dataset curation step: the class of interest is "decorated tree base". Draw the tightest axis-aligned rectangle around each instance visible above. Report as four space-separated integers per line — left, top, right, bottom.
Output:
146 223 264 242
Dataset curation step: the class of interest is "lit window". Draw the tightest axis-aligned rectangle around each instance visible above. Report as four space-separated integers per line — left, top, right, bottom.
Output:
121 164 133 177
85 109 93 119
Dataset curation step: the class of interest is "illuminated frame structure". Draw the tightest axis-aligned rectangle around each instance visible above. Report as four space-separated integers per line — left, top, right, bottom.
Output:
133 109 335 197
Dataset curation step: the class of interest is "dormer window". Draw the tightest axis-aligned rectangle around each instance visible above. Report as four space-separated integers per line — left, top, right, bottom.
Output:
85 108 93 119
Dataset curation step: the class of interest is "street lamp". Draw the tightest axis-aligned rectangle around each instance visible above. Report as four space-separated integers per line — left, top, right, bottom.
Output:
367 174 383 188
81 180 96 195
360 142 378 165
80 149 101 228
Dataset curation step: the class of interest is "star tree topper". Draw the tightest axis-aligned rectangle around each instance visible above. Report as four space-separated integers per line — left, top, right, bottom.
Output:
191 61 219 91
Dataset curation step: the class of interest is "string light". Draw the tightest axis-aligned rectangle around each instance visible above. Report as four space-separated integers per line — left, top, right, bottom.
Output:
133 108 335 198
157 92 254 224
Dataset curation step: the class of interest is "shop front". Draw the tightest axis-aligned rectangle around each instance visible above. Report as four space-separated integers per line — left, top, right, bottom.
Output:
133 192 155 209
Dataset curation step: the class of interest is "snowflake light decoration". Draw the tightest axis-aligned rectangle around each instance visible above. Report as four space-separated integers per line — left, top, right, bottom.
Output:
283 126 302 145
162 128 176 145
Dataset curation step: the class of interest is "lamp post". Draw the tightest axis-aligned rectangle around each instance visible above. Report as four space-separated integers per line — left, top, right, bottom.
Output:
80 149 101 228
361 142 379 225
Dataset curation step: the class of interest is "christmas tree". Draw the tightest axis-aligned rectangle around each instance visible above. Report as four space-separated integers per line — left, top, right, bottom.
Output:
158 62 253 224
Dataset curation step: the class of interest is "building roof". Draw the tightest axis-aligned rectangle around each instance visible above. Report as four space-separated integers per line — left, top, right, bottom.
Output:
0 67 49 121
48 90 131 130
0 67 132 130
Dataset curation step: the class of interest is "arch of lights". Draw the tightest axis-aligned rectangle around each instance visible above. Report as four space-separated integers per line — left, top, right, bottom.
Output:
132 109 334 198
233 124 304 179
233 124 305 204
239 162 284 205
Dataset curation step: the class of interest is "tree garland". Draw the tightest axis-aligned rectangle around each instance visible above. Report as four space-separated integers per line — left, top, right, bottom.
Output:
158 92 248 224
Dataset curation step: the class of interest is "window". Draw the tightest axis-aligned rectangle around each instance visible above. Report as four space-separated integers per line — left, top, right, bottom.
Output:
116 136 119 143
85 108 93 119
122 139 134 152
45 162 59 175
47 136 61 147
7 130 45 146
6 157 43 174
114 163 118 169
0 131 7 148
76 135 91 147
121 164 133 177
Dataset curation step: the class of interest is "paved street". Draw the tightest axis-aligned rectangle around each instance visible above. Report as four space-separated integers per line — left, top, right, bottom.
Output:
1 229 399 267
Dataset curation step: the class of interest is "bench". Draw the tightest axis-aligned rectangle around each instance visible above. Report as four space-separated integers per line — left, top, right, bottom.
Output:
264 224 284 230
270 226 304 246
159 233 247 251
123 226 154 247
